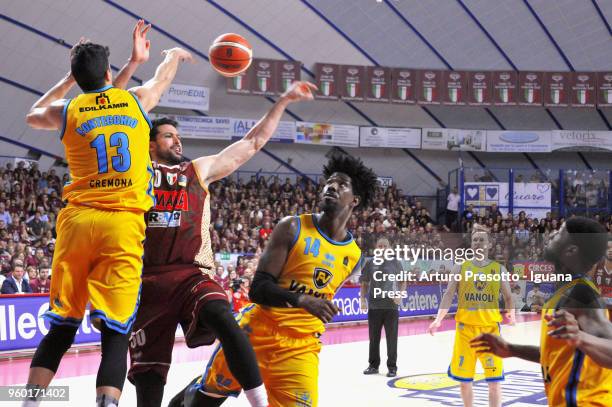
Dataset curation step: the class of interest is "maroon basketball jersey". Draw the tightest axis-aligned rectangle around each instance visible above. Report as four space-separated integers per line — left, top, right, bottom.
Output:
593 259 612 301
143 161 214 270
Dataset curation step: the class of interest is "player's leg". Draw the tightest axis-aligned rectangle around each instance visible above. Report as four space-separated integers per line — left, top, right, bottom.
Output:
264 336 320 407
196 300 266 406
448 323 477 407
128 273 180 407
26 205 90 404
477 324 504 407
487 382 502 407
459 382 474 407
96 322 131 404
366 308 384 372
179 272 266 406
88 209 146 405
382 308 399 375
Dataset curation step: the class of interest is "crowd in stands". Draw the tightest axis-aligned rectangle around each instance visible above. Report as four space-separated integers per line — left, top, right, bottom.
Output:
0 161 64 295
1 162 610 309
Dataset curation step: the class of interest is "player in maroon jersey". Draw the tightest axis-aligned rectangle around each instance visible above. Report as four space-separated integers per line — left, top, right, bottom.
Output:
128 81 317 407
592 239 612 321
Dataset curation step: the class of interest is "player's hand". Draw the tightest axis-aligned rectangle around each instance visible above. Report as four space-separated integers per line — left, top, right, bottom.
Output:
130 19 151 64
162 48 194 63
281 81 317 103
427 319 441 336
470 333 512 358
545 310 583 347
298 295 339 323
506 309 516 326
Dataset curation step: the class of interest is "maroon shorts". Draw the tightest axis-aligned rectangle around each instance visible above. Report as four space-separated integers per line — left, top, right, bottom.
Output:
128 265 227 383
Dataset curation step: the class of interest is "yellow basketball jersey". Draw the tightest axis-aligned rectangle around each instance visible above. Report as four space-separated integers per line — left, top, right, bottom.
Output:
61 86 154 212
455 260 502 326
257 213 363 335
540 278 612 407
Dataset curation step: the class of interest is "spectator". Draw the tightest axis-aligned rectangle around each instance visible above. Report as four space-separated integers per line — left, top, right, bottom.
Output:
231 278 251 313
1 260 32 294
445 187 459 231
525 284 546 312
30 267 51 293
0 202 11 225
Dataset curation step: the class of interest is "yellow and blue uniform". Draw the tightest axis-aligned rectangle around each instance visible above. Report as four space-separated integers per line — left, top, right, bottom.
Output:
449 260 505 382
540 277 612 407
45 85 154 334
200 214 363 406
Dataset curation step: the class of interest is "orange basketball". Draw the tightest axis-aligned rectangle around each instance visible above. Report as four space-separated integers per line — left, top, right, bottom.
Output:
209 33 253 77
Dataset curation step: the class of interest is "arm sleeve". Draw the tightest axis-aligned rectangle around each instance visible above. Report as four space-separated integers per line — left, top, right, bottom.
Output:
249 271 300 308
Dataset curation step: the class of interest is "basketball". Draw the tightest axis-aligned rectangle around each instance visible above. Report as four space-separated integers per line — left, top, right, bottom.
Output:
209 33 252 77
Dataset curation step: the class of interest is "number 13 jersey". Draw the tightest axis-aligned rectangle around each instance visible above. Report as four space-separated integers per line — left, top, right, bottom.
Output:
61 85 154 212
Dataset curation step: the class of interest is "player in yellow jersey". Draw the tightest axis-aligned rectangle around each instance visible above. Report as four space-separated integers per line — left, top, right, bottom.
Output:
427 224 515 407
472 217 612 407
169 154 377 407
23 21 193 406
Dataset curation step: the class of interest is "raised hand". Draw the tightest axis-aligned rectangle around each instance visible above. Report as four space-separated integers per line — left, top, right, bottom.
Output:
131 19 152 64
162 48 195 63
281 81 317 102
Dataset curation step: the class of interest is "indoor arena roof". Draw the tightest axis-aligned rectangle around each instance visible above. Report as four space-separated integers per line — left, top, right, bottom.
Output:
1 0 611 159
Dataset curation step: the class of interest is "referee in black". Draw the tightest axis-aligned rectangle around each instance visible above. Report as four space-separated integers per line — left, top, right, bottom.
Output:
360 238 405 377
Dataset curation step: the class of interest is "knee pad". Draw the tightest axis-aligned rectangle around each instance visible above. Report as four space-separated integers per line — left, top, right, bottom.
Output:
30 324 78 372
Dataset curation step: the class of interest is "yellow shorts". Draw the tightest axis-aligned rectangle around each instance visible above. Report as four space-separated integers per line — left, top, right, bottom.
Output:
44 204 145 334
200 304 321 407
448 322 504 382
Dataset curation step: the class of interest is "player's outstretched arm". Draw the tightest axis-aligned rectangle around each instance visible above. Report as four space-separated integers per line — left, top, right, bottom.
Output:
113 19 151 89
192 81 317 186
471 334 541 363
427 265 460 335
547 308 612 368
129 47 194 112
25 72 75 130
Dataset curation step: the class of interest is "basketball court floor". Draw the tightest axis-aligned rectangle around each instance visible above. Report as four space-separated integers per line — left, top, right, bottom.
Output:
1 315 545 406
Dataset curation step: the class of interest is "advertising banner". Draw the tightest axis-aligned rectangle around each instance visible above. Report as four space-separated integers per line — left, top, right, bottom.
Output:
331 285 446 323
0 295 100 352
463 182 552 219
296 122 359 147
421 128 486 151
158 84 209 111
486 131 551 153
552 130 612 152
359 127 421 148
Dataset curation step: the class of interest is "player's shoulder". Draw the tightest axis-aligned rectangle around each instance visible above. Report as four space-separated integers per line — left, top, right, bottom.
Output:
560 280 604 309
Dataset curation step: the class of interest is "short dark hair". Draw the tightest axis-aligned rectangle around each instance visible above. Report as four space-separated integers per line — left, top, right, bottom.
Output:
70 43 110 92
322 153 377 208
565 216 607 268
150 117 179 141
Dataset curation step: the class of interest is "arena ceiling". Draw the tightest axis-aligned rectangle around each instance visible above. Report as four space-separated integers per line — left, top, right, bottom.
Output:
1 0 611 160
